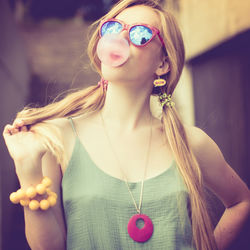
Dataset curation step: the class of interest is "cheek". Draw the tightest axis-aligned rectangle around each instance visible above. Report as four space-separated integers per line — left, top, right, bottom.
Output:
132 46 162 73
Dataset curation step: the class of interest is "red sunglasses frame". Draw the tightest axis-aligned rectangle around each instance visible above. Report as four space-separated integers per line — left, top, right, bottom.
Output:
99 18 165 48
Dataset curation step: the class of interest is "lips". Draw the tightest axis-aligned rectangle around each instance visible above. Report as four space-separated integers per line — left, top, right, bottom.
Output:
110 53 122 61
97 34 130 67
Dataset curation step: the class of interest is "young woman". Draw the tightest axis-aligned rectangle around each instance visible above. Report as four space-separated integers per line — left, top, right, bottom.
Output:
3 0 250 249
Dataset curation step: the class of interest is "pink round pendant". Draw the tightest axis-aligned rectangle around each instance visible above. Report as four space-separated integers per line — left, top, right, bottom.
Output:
127 214 153 242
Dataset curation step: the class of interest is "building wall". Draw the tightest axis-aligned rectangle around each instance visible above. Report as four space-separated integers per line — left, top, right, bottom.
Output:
178 0 250 59
190 28 250 250
0 0 31 249
171 0 250 126
171 2 250 177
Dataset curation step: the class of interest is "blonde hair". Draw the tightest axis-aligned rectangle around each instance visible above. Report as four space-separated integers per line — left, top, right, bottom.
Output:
16 0 217 249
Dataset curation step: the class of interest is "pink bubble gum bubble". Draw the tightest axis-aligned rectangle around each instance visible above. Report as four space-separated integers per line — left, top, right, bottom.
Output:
97 34 130 67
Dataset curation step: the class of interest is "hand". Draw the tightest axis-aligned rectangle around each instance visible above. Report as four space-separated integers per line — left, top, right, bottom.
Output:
2 119 47 179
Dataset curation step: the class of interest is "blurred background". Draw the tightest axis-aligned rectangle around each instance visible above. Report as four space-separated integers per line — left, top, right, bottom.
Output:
0 0 249 249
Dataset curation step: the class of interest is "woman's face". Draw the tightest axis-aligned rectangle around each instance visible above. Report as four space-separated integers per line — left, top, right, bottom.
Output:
100 5 167 87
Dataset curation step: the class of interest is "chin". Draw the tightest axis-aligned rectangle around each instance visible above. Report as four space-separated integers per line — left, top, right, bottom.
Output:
101 64 131 82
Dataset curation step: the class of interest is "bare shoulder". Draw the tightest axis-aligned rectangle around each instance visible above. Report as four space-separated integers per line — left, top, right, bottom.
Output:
184 125 249 207
184 125 222 162
184 124 231 178
44 117 72 131
44 117 74 139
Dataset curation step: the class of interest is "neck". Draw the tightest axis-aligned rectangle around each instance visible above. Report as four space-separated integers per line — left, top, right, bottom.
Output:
100 80 153 131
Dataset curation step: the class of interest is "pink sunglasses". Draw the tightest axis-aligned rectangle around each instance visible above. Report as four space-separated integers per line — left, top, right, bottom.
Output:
99 18 165 48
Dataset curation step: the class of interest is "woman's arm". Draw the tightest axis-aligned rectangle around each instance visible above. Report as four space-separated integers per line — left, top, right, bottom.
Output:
187 126 250 250
19 152 66 250
3 119 68 250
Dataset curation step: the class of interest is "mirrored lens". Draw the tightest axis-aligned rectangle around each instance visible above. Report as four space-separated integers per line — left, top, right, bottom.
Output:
101 21 123 36
129 25 153 46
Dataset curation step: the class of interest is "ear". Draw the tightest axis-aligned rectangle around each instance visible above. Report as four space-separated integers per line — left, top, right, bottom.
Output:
155 56 170 76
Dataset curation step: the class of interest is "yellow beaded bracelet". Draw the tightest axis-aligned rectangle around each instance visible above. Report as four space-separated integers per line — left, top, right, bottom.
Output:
9 177 57 211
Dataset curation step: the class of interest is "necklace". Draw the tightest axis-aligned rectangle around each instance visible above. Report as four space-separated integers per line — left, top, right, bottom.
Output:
100 112 153 243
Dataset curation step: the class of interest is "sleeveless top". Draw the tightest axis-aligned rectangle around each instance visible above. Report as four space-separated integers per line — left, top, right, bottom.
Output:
62 117 195 250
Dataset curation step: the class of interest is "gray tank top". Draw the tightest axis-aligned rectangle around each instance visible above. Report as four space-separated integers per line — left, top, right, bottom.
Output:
62 117 194 249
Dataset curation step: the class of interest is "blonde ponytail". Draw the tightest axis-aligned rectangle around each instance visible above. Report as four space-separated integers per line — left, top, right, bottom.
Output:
16 85 107 167
162 106 218 249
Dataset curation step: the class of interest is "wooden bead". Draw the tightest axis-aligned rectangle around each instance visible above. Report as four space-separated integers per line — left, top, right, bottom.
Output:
36 184 46 195
26 186 37 199
40 199 50 210
51 192 57 199
29 200 40 210
16 189 26 200
20 199 30 206
42 177 52 187
9 192 19 204
46 189 58 199
47 196 57 207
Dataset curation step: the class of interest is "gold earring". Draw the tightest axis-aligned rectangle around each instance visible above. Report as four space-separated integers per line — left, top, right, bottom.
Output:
153 76 166 87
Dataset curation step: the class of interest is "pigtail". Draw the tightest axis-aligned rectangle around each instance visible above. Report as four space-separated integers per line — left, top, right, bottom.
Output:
16 84 107 168
162 106 218 250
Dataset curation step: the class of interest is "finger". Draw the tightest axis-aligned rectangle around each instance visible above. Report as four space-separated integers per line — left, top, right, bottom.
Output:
3 124 13 137
13 119 24 128
10 127 19 135
20 126 28 132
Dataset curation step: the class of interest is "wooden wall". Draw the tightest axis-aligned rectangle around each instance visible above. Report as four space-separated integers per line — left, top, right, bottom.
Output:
190 29 250 249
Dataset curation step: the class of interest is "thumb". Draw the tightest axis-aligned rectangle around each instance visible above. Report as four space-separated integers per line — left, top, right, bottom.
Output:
2 124 13 139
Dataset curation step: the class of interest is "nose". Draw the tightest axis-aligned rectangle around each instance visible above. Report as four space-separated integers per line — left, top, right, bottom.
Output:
120 30 130 44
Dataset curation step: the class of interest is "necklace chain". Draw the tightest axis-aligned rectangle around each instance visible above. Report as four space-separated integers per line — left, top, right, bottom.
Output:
100 112 152 214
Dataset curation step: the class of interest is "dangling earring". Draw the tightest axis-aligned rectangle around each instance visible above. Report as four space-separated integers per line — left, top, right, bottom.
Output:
98 77 108 90
153 76 166 87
